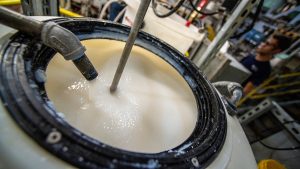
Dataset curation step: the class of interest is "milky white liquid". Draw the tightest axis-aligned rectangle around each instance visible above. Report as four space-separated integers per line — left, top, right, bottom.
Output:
45 39 198 153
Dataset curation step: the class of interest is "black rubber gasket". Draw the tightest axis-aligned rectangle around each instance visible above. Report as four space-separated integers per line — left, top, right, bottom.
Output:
0 18 226 169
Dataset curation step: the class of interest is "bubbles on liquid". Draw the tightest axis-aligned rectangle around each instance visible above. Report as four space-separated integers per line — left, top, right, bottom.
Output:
46 39 198 153
80 103 89 110
67 79 89 91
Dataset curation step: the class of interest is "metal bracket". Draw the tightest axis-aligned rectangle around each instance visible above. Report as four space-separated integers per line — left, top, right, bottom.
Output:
213 81 243 105
239 98 273 125
239 99 300 142
213 81 243 116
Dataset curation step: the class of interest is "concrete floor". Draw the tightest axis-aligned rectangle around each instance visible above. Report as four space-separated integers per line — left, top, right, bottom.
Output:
251 130 300 169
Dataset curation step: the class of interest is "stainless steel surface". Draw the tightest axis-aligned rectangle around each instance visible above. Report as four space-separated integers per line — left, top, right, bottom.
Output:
110 0 151 92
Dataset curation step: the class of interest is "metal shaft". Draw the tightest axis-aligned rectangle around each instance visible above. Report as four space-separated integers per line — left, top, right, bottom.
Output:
0 6 43 36
110 0 151 92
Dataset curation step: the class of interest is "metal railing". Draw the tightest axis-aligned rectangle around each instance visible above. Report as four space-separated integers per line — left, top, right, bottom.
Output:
238 72 300 106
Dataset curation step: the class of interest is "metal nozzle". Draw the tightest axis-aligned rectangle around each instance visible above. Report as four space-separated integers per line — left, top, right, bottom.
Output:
73 54 98 81
0 7 99 81
41 22 99 81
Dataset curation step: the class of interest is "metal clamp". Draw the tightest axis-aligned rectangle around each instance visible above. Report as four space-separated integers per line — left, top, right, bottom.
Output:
213 81 243 104
213 81 243 116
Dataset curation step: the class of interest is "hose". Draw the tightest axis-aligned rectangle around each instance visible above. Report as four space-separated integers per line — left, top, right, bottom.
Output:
152 0 185 18
187 0 220 16
152 0 221 18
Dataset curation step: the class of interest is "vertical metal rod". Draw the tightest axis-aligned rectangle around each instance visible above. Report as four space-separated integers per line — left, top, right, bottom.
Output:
110 0 151 92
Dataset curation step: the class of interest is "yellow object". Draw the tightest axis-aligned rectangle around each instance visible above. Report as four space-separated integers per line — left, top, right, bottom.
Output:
0 0 82 18
0 0 20 6
185 51 190 58
206 24 216 41
258 159 286 169
262 81 300 90
279 72 300 78
59 8 82 17
237 76 276 106
238 72 300 106
250 89 300 99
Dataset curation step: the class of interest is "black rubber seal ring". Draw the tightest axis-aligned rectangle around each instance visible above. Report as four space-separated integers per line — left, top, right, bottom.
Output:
0 18 226 169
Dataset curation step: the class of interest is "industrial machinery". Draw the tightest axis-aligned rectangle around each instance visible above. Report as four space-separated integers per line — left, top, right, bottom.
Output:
0 1 260 169
0 17 257 169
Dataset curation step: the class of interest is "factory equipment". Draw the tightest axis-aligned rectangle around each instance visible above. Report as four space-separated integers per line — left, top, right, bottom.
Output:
122 0 205 54
0 13 257 169
110 0 151 92
0 6 98 81
0 1 269 168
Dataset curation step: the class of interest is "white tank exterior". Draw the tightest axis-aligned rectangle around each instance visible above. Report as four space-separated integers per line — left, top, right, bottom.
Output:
0 101 257 169
0 22 257 169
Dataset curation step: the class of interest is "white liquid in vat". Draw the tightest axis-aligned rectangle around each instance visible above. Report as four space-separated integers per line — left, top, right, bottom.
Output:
45 39 198 153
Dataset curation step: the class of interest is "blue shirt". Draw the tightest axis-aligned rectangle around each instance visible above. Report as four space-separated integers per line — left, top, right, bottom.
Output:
241 54 271 87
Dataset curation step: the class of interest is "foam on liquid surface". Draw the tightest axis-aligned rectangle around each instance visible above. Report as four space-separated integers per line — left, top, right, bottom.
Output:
45 39 197 153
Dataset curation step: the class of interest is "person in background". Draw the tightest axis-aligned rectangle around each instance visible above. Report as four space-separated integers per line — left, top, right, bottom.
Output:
241 34 292 94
